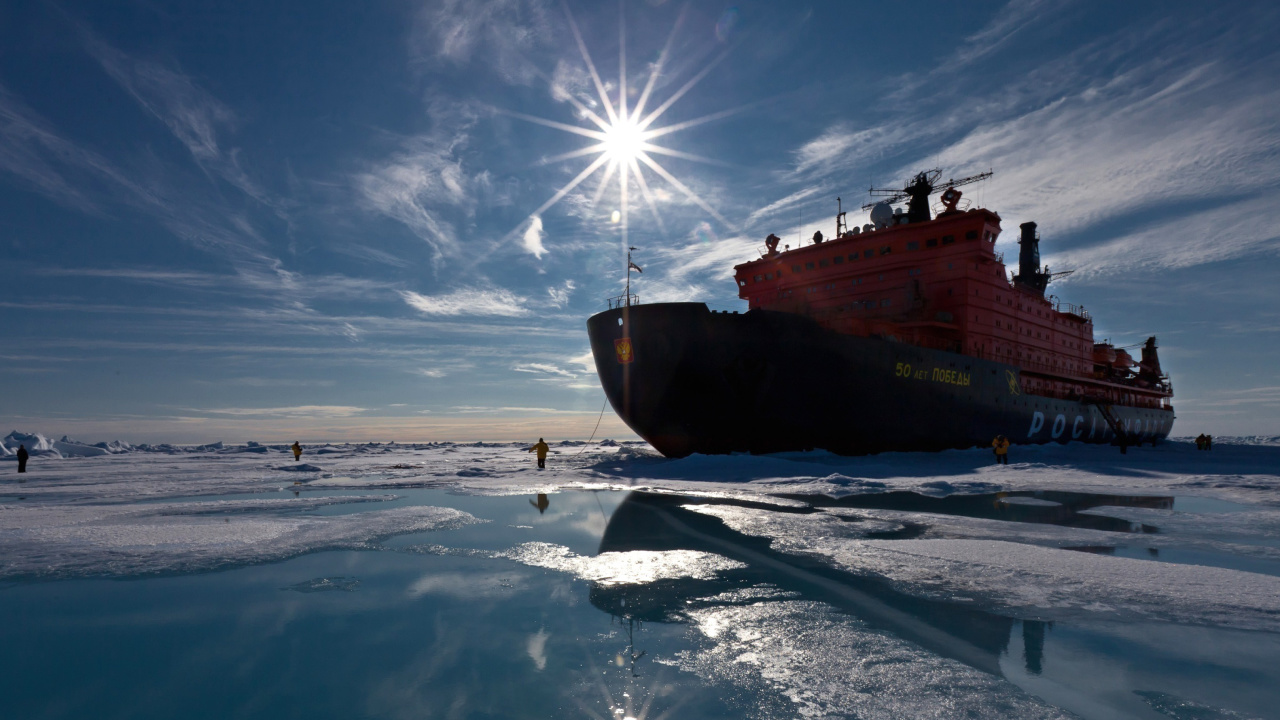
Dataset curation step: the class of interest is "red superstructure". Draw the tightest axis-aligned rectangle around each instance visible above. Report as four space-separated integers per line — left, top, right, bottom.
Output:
733 172 1173 413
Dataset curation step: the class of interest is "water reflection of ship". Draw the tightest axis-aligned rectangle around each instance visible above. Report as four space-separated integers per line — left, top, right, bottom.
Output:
589 491 1055 678
777 489 1173 534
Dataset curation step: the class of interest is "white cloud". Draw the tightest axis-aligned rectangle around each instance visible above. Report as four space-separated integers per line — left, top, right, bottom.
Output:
399 287 529 316
1049 195 1280 281
448 406 598 415
357 134 474 261
566 350 595 374
0 84 162 213
193 405 367 418
654 234 761 284
930 60 1280 246
410 0 554 85
526 629 549 671
790 123 918 179
546 279 575 307
513 363 576 378
82 37 234 163
78 25 280 211
745 185 830 227
523 214 547 258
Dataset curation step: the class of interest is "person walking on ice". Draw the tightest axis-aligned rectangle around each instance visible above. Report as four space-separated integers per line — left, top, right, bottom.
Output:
527 438 550 469
291 441 302 462
992 435 1010 465
16 443 29 474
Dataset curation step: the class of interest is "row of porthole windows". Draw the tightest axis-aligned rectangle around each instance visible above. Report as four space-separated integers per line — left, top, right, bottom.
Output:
836 299 892 310
776 230 982 277
755 257 961 284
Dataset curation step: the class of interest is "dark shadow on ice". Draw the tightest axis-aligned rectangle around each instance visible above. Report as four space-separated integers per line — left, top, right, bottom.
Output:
588 491 1051 678
775 489 1169 534
583 440 1280 487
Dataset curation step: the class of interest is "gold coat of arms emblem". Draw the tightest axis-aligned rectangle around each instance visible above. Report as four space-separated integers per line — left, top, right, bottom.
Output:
614 338 634 364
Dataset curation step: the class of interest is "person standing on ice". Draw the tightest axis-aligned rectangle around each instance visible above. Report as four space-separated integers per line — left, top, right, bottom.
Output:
991 435 1010 465
527 438 550 469
16 443 29 473
291 441 302 462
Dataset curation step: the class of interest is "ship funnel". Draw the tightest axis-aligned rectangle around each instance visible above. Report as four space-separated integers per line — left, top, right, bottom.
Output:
1013 221 1050 294
1019 222 1040 280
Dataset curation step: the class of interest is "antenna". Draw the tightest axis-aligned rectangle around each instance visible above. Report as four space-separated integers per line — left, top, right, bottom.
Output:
836 197 847 238
863 169 993 224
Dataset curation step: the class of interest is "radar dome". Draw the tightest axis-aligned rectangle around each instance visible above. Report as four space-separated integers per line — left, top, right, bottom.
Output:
870 202 894 228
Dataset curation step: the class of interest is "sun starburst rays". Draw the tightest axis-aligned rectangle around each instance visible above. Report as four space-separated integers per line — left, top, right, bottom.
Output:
503 4 733 257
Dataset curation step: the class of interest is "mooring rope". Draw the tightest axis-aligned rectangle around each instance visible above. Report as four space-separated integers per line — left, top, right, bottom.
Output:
574 396 610 455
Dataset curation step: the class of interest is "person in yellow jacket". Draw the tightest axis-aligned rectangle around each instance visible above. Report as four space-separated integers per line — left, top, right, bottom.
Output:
291 441 302 462
527 438 550 469
992 435 1010 465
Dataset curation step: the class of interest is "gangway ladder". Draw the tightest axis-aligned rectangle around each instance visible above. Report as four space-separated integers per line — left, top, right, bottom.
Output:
1081 397 1133 454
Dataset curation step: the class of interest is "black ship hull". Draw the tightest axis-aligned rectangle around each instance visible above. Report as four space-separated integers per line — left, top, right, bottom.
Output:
587 303 1174 458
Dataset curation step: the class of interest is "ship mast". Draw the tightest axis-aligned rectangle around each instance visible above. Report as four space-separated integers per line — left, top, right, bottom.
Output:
625 246 638 307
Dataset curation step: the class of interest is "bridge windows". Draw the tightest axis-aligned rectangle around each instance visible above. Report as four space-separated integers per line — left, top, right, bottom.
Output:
792 265 802 273
966 230 978 240
927 238 938 248
805 262 815 270
880 246 892 255
906 240 920 250
942 235 955 245
819 259 830 268
864 249 875 258
833 255 844 265
848 253 859 262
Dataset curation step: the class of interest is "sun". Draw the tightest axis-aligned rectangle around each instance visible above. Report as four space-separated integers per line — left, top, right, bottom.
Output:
499 4 739 255
602 118 648 164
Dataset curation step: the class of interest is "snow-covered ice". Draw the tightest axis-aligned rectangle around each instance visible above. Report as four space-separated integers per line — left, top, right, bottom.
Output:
3 433 1279 718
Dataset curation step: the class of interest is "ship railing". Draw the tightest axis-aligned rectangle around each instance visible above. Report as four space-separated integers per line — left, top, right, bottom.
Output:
1053 301 1090 320
607 293 639 310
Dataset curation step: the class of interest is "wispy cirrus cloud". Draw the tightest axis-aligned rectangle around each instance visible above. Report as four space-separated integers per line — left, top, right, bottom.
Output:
513 362 575 378
191 405 367 418
546 279 575 307
0 84 160 213
447 405 597 415
1048 195 1280 281
399 287 529 316
357 125 481 262
409 0 554 85
778 5 1280 282
82 34 234 163
76 23 280 212
744 185 830 227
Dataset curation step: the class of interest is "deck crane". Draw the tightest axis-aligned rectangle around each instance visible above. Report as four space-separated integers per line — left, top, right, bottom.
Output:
862 169 993 224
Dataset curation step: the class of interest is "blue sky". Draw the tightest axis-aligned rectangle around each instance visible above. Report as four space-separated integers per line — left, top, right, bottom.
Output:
3 0 1278 443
